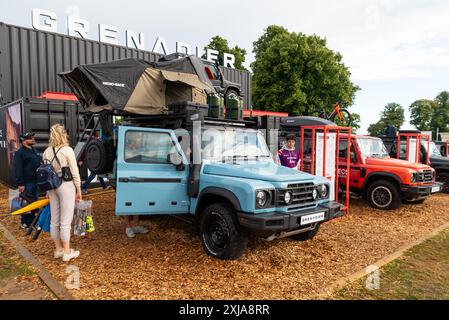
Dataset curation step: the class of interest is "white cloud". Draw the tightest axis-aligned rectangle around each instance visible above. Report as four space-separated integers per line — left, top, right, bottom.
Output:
325 0 449 80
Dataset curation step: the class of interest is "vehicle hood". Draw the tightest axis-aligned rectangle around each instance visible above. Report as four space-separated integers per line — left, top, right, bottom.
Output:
203 162 319 183
223 79 241 90
365 157 431 171
429 155 449 165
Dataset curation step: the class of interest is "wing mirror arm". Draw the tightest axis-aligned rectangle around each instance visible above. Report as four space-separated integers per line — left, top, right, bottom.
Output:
168 152 185 171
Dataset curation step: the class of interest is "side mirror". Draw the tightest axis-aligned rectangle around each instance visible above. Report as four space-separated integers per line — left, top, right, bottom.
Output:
168 152 185 171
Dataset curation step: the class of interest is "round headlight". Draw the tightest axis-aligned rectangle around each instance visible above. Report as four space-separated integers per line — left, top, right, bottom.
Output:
312 188 318 200
256 191 267 208
320 185 329 198
284 192 292 205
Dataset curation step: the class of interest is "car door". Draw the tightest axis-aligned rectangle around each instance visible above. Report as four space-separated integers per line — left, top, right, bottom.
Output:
115 126 190 216
338 139 363 189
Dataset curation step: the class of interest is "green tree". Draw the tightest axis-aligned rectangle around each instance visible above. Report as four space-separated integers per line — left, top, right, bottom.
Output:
430 91 449 135
350 113 361 134
409 92 449 139
367 121 387 137
251 25 360 116
409 99 435 132
203 36 247 70
367 103 405 136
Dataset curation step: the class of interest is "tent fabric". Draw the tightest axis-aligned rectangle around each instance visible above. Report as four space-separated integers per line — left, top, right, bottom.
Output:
155 55 215 93
59 56 214 115
124 68 167 115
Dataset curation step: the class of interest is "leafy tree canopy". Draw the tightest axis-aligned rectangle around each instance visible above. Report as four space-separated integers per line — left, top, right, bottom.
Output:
409 91 449 139
409 99 435 132
203 36 247 71
367 103 405 136
251 25 360 116
350 113 361 134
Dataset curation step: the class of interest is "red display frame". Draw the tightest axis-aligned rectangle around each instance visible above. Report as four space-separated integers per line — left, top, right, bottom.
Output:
299 125 351 214
396 133 431 165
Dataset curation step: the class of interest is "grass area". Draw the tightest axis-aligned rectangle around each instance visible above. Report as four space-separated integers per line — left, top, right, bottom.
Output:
0 230 35 280
337 230 449 300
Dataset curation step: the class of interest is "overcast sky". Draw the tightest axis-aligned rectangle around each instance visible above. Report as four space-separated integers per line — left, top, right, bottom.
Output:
1 0 449 133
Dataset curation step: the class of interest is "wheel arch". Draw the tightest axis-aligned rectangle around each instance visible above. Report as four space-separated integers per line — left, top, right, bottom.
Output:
194 187 242 233
225 87 241 97
363 172 402 193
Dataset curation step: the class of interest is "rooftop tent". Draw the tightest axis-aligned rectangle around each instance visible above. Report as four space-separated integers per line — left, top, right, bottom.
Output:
59 57 215 115
155 54 215 91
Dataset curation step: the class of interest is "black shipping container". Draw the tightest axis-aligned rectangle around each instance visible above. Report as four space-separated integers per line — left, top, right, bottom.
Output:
0 97 89 188
0 22 252 109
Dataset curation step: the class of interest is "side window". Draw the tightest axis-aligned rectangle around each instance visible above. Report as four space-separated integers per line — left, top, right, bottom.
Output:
339 141 357 162
205 65 219 80
399 141 407 159
125 131 174 164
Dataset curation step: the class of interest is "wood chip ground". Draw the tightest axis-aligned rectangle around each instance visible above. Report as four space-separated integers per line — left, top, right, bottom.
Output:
1 186 448 300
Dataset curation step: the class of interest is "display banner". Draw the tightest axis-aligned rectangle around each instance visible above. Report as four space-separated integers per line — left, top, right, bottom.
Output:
0 102 23 188
408 138 417 163
315 133 337 201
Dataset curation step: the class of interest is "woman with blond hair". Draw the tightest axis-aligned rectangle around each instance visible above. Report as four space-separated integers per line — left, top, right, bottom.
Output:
42 124 82 262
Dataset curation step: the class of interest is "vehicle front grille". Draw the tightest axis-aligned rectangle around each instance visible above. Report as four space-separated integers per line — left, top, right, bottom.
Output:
417 170 433 183
277 183 316 207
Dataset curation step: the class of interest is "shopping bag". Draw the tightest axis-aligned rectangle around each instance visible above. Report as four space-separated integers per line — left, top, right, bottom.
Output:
73 200 95 236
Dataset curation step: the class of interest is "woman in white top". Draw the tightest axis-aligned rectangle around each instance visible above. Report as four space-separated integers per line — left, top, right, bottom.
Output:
42 124 82 262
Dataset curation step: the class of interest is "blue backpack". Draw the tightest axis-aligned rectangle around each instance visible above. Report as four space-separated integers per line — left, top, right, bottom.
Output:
36 147 63 191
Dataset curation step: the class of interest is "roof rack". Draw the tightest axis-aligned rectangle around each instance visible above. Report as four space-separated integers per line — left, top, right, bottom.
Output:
122 112 258 130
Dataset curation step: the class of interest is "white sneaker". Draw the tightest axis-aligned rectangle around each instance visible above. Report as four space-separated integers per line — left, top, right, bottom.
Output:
54 251 64 259
125 227 135 238
132 226 149 235
62 249 80 262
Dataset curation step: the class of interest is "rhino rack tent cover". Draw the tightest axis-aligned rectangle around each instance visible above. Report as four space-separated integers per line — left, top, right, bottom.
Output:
59 56 215 115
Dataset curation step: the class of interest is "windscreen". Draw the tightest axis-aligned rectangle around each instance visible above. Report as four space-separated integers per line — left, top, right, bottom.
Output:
357 137 389 158
201 127 272 162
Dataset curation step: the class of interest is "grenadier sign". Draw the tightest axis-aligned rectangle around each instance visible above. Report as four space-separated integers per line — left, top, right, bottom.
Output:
31 8 237 68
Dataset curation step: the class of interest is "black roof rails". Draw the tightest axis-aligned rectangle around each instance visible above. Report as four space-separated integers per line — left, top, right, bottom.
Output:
122 112 258 130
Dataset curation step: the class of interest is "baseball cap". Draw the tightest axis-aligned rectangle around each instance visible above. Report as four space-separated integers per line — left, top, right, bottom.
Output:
20 132 35 142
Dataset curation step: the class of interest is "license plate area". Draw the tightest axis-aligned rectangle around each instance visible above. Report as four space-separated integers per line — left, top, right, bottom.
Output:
432 186 441 193
300 212 326 226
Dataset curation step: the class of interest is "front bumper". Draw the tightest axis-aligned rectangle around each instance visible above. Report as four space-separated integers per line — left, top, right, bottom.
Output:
237 201 342 234
401 182 443 199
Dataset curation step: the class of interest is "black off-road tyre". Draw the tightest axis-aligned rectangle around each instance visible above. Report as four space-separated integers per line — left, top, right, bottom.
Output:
290 224 321 241
224 89 239 102
85 139 115 174
367 180 401 210
199 203 248 260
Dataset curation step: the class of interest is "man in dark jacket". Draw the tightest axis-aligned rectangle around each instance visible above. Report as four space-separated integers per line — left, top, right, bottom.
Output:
13 132 42 228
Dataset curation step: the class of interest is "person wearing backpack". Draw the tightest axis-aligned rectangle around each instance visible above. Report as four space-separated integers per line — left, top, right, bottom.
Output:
42 124 82 263
13 132 42 229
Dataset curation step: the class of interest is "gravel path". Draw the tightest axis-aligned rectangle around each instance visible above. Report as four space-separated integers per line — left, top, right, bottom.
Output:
1 186 448 300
